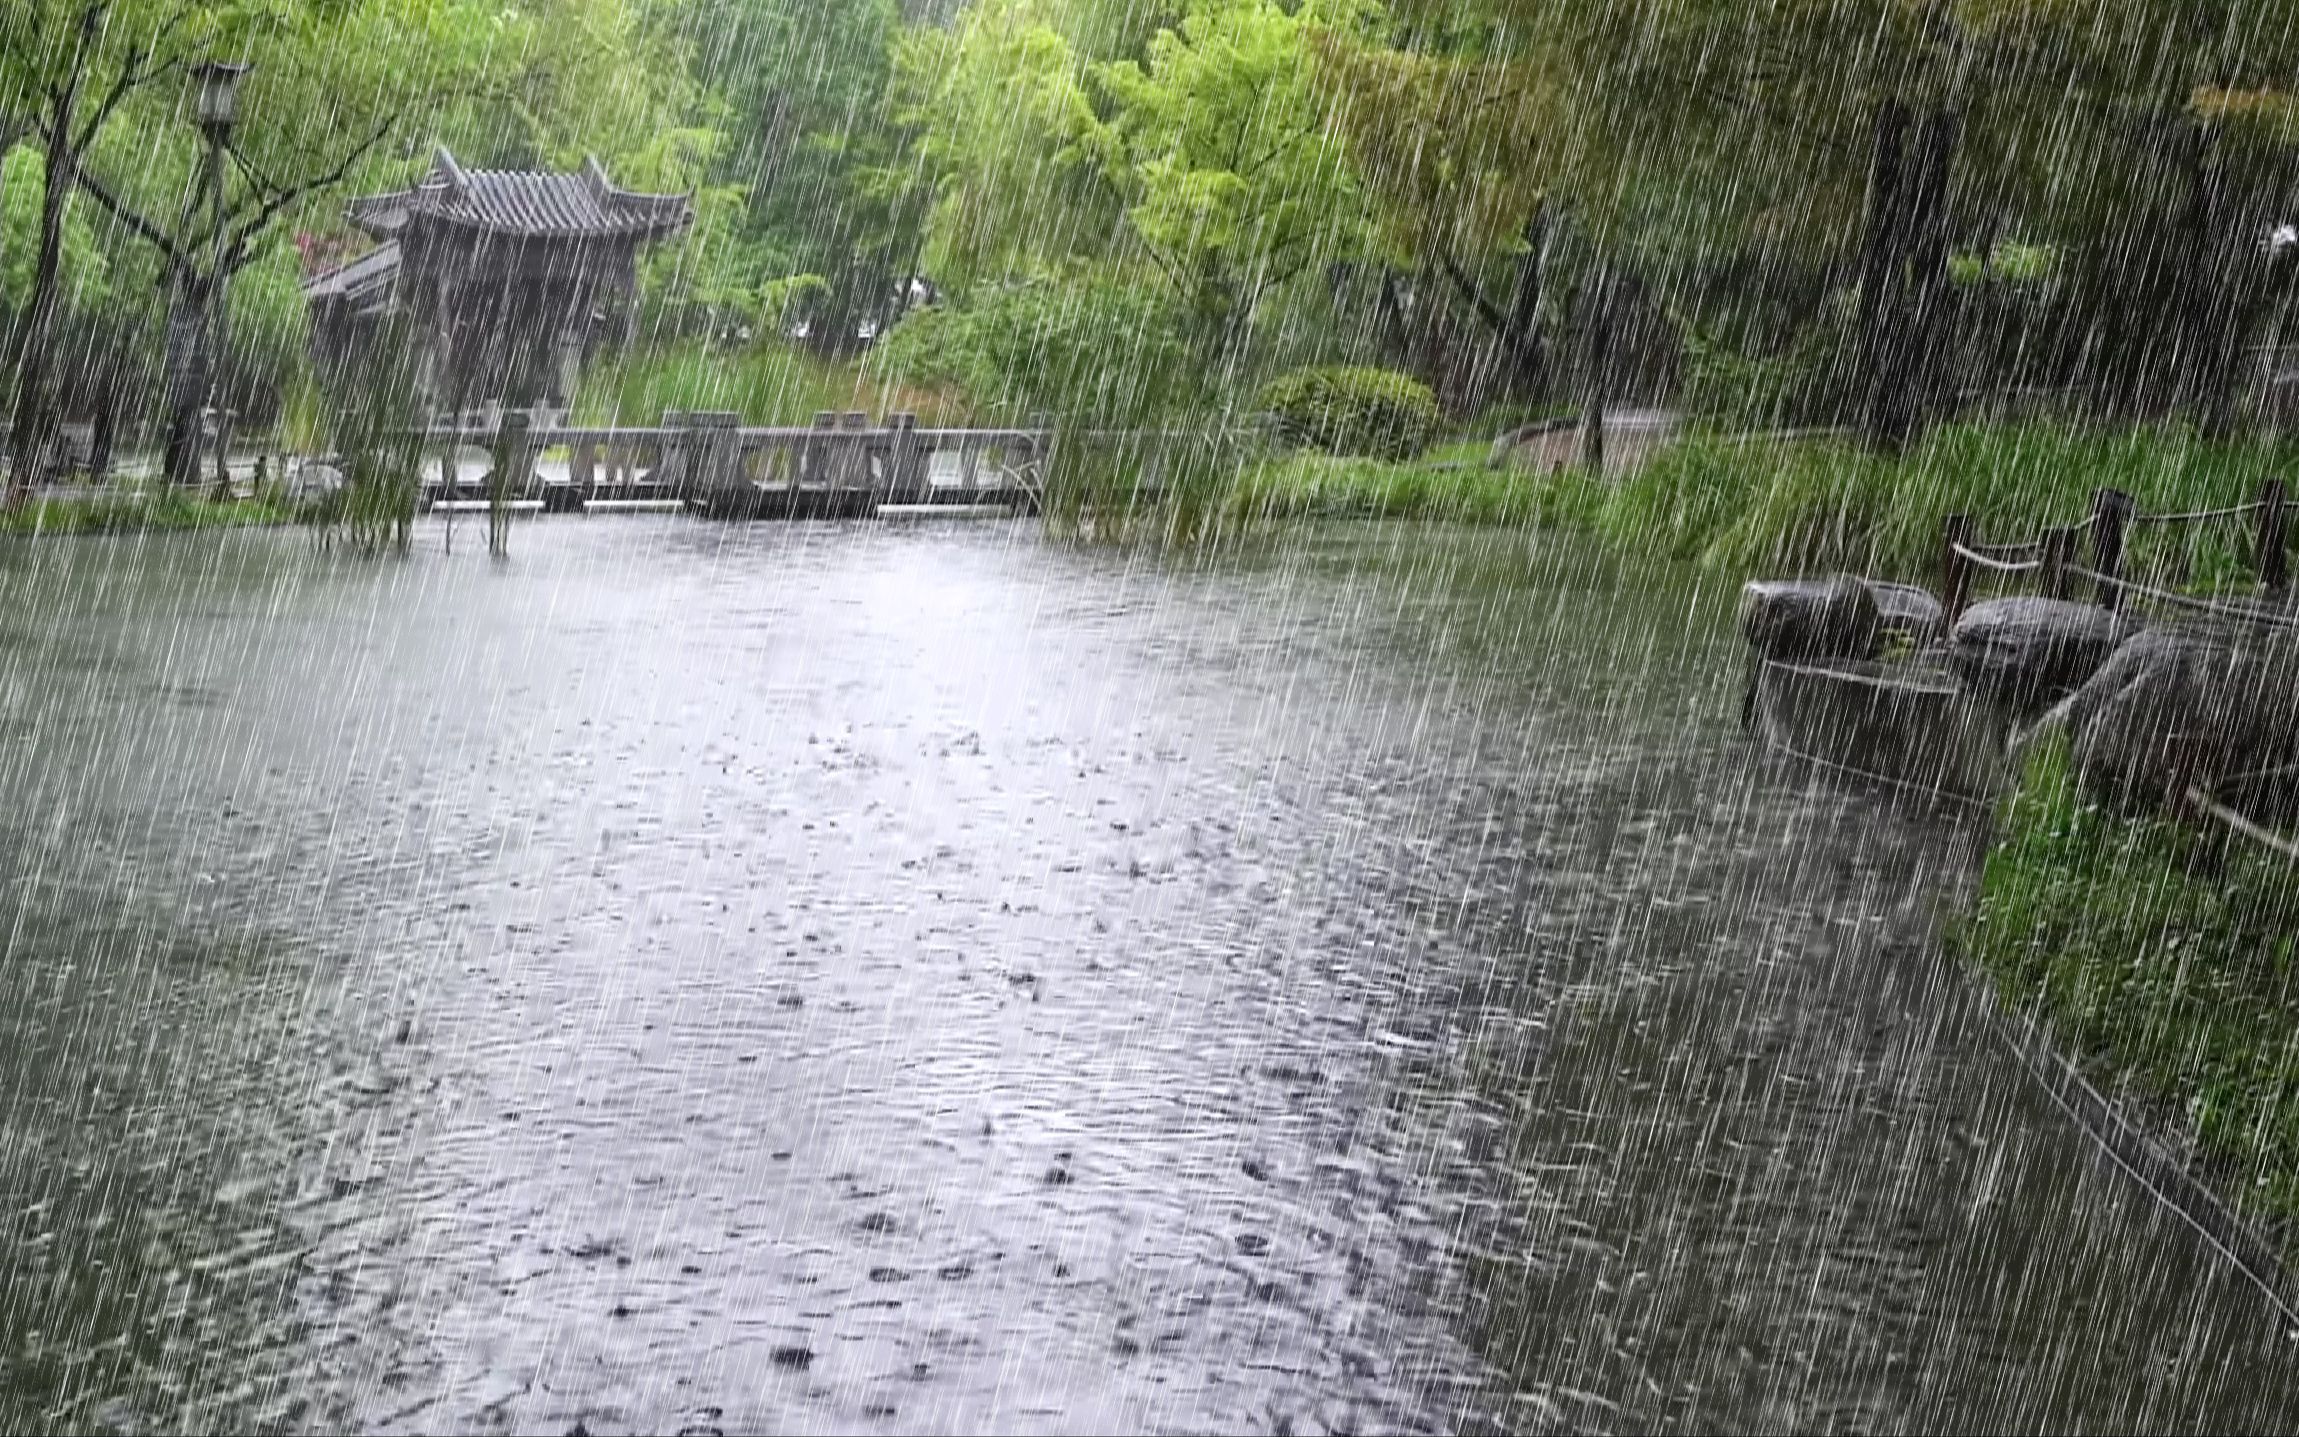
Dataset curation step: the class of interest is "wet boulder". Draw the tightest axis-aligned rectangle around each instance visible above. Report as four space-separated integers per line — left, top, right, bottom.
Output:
1739 577 1883 663
1866 582 1945 643
1949 597 2128 716
2066 623 2299 822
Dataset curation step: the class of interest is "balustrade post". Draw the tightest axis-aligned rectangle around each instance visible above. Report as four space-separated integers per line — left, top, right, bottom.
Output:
886 411 924 496
802 411 837 486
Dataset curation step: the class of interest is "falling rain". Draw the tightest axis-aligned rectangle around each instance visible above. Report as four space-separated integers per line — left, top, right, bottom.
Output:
2 2 2298 1434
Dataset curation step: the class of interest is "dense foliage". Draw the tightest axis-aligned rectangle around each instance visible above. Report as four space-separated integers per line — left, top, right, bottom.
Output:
1 0 2296 479
1258 364 1437 459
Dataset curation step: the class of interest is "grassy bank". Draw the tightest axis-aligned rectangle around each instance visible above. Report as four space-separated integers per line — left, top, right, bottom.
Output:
0 491 292 537
1226 422 2294 580
1960 741 2299 1257
574 341 961 427
1224 452 1604 529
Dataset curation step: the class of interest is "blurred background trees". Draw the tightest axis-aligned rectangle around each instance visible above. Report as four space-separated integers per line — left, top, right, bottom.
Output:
2 0 2295 478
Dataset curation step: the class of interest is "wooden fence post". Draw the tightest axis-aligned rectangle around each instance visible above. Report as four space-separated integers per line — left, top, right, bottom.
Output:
2091 487 2133 612
2041 525 2076 600
1942 512 1974 624
2259 477 2289 595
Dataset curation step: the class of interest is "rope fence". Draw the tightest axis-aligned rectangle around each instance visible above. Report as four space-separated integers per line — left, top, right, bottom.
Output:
2187 788 2299 865
1939 477 2295 866
1950 543 2044 574
2065 563 2299 632
1942 477 2290 622
2128 500 2266 527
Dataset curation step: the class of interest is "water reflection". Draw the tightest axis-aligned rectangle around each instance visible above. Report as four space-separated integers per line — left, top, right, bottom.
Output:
0 520 2290 1434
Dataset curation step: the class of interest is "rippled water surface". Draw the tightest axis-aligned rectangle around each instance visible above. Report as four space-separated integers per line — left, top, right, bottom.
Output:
1 519 2293 1435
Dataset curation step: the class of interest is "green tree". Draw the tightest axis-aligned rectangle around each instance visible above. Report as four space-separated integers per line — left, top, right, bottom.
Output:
900 0 1367 380
0 0 189 497
61 0 568 483
1313 34 1558 401
894 0 1120 292
1081 0 1368 359
648 0 929 352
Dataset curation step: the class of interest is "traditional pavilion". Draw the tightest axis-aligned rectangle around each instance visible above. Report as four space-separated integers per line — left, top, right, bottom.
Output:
304 147 692 422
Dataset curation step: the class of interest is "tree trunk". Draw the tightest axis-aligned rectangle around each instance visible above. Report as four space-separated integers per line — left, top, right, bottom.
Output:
1506 207 1549 392
2173 134 2254 439
7 135 76 501
1898 108 1959 446
89 388 115 481
162 271 211 487
1855 100 1912 452
1376 269 1411 365
1581 267 1611 474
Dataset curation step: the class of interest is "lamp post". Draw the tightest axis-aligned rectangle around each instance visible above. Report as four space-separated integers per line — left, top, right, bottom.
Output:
189 60 247 493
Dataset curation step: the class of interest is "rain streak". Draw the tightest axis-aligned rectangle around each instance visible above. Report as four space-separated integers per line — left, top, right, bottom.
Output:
2 2 2298 1434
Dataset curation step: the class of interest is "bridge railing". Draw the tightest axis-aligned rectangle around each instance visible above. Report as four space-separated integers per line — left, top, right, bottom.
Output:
413 408 1054 502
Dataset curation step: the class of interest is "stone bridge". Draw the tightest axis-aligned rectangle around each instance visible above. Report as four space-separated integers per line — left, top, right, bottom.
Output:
422 409 1053 518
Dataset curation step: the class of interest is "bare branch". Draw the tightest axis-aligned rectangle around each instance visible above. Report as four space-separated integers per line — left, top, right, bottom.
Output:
225 137 291 203
74 8 193 153
66 160 187 270
1436 244 1543 367
56 3 104 108
1238 119 1319 182
220 116 396 273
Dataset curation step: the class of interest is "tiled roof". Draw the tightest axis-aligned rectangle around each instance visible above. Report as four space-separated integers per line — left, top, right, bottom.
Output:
348 148 691 242
301 239 400 314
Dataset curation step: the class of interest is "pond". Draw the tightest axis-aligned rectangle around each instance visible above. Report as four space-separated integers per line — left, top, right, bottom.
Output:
0 519 2291 1434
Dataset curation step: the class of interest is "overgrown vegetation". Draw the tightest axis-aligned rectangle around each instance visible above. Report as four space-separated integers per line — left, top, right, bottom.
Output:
868 275 1197 427
1225 451 1599 529
577 341 958 427
0 488 288 536
305 317 423 554
1604 423 2292 577
1258 366 1440 460
1961 740 2299 1256
1216 421 2291 581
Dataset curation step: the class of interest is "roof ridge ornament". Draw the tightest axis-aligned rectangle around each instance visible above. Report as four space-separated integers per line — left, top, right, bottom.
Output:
433 145 470 198
582 154 616 199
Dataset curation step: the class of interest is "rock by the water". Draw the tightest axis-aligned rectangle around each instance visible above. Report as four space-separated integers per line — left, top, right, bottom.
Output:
1739 577 1883 662
2066 623 2299 821
1949 597 2129 715
1867 582 1945 641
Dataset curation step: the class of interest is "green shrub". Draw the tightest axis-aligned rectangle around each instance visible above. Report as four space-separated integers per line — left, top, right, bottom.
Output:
1679 320 1851 432
1256 365 1440 460
575 339 952 427
869 271 1198 428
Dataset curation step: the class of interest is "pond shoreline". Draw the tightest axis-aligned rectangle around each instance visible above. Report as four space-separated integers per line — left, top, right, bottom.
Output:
1731 563 2299 1316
